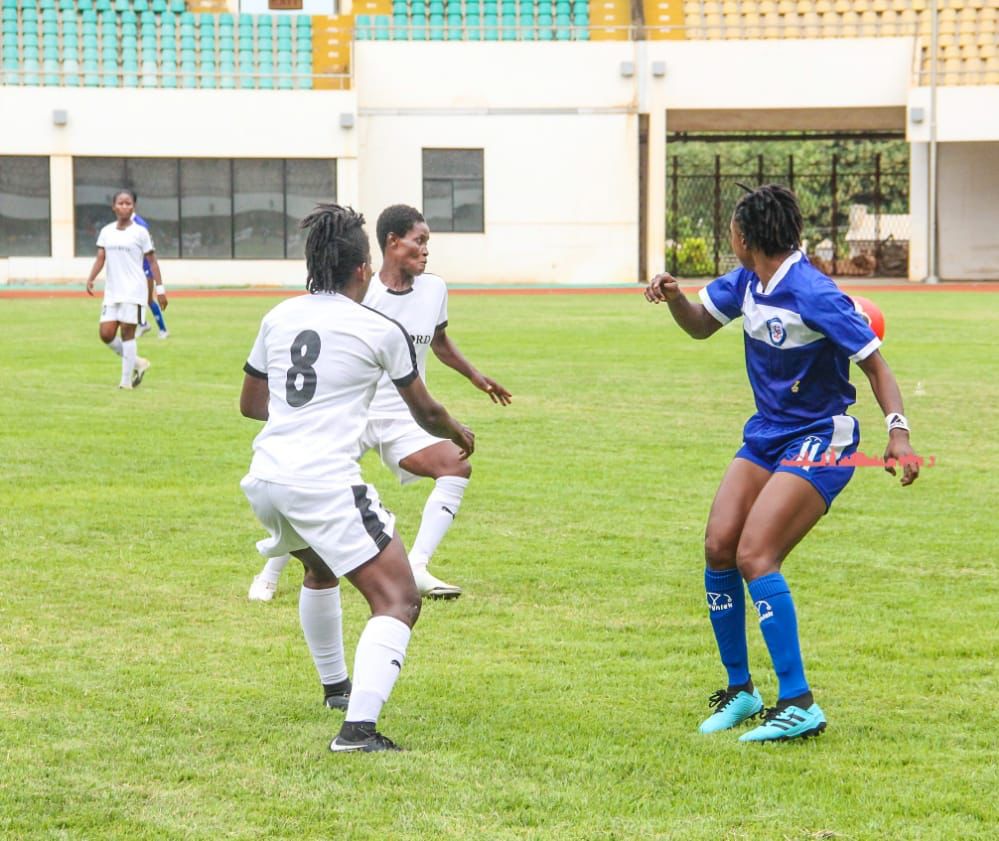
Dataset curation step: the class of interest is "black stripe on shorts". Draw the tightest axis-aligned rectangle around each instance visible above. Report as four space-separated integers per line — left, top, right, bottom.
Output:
352 485 391 551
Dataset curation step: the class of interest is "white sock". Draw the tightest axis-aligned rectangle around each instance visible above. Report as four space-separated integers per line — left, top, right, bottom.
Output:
345 615 411 724
259 554 290 585
408 476 469 572
106 337 123 356
299 586 348 686
120 339 137 385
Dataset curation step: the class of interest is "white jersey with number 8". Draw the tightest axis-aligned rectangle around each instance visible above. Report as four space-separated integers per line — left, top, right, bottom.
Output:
243 292 418 487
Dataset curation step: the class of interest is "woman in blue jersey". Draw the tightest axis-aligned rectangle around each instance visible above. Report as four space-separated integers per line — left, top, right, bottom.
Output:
644 185 919 742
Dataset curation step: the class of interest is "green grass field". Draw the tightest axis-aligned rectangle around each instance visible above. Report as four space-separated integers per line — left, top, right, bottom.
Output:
1 290 996 840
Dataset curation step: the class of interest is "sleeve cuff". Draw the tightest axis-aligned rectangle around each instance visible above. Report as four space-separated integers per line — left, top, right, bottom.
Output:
243 362 267 380
392 369 419 388
850 336 882 363
698 287 731 325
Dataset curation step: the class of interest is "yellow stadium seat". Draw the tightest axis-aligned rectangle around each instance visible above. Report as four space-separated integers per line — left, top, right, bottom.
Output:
871 0 887 12
778 0 795 15
722 0 739 15
833 0 851 14
814 0 831 11
758 0 777 13
891 0 907 12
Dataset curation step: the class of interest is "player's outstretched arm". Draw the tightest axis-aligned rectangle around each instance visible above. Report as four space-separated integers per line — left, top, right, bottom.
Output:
85 249 106 296
643 272 723 340
857 350 919 486
430 327 511 405
240 373 269 421
396 376 475 459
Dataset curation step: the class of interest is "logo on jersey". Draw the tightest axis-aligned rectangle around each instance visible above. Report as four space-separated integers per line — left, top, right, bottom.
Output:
766 317 787 346
706 592 734 612
410 333 433 345
754 600 774 621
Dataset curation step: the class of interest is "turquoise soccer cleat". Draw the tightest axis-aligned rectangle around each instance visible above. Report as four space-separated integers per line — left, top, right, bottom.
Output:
739 702 827 742
699 687 765 734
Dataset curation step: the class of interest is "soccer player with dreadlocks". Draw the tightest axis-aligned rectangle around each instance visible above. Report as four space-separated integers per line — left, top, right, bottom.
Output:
239 203 474 753
248 204 511 603
644 184 920 742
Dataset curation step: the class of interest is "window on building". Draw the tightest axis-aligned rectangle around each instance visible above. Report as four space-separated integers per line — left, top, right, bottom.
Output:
285 159 337 258
73 158 337 258
422 149 484 233
0 157 51 257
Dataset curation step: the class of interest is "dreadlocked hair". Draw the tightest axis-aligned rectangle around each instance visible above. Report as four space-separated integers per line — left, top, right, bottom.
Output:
732 184 803 258
376 204 425 253
300 203 370 294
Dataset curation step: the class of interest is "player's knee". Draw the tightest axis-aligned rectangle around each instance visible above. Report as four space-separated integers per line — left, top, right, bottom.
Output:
734 544 777 582
704 532 737 569
394 587 421 628
447 459 471 480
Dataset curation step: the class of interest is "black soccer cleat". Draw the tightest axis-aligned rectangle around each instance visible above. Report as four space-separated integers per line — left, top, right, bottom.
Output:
329 721 403 753
323 678 351 711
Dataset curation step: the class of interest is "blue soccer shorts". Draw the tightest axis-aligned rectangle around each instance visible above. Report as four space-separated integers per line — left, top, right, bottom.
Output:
736 413 861 510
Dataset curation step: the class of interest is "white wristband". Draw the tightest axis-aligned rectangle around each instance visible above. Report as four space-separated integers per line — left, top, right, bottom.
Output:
886 413 909 432
155 284 165 295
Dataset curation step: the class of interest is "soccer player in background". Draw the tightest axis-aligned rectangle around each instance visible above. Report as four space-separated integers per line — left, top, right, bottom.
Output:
132 197 170 340
239 203 474 752
85 189 167 389
249 204 510 603
644 184 919 742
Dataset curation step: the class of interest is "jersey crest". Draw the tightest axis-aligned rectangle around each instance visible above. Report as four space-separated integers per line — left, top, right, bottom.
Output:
766 316 787 346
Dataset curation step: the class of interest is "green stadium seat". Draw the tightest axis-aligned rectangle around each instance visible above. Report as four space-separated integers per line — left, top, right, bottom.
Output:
1 0 15 8
22 0 38 8
94 0 111 10
169 0 185 13
373 14 390 39
354 13 370 39
151 0 167 11
39 0 55 9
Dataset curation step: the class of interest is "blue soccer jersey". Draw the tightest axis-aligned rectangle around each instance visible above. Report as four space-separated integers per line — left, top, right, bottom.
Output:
699 251 881 425
132 213 154 279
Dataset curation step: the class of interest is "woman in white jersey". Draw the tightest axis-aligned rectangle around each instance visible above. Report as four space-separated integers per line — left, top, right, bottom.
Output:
85 189 167 390
248 204 510 603
240 204 474 753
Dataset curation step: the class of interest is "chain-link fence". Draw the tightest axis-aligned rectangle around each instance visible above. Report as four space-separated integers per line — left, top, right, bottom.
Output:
666 152 909 278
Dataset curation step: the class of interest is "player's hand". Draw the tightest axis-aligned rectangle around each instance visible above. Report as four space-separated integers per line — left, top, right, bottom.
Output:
157 293 168 311
884 432 920 486
644 273 682 304
86 278 95 297
475 375 511 405
451 424 475 460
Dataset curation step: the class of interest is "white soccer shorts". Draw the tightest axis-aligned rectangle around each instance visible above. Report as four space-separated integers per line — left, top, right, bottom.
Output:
100 301 144 325
241 476 396 578
358 417 448 485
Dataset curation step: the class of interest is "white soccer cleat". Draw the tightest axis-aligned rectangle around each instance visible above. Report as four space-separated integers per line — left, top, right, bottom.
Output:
118 381 133 390
158 330 170 339
131 357 151 388
136 322 152 338
413 567 462 600
248 575 278 602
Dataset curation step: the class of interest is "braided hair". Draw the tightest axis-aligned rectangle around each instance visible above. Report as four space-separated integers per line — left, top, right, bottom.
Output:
375 204 425 253
732 184 803 258
112 188 136 203
300 203 370 294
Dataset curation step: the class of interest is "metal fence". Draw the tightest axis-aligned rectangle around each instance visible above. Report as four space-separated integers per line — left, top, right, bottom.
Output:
666 152 910 278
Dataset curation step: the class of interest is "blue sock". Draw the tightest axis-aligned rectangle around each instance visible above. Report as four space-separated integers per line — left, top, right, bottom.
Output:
149 299 167 331
748 572 809 701
705 567 749 687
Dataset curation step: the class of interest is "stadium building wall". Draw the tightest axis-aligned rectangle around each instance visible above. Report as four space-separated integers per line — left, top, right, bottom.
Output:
2 38 999 286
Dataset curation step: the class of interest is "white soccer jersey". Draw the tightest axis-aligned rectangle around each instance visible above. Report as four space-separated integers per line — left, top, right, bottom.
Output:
96 221 154 306
244 292 418 486
362 272 448 419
